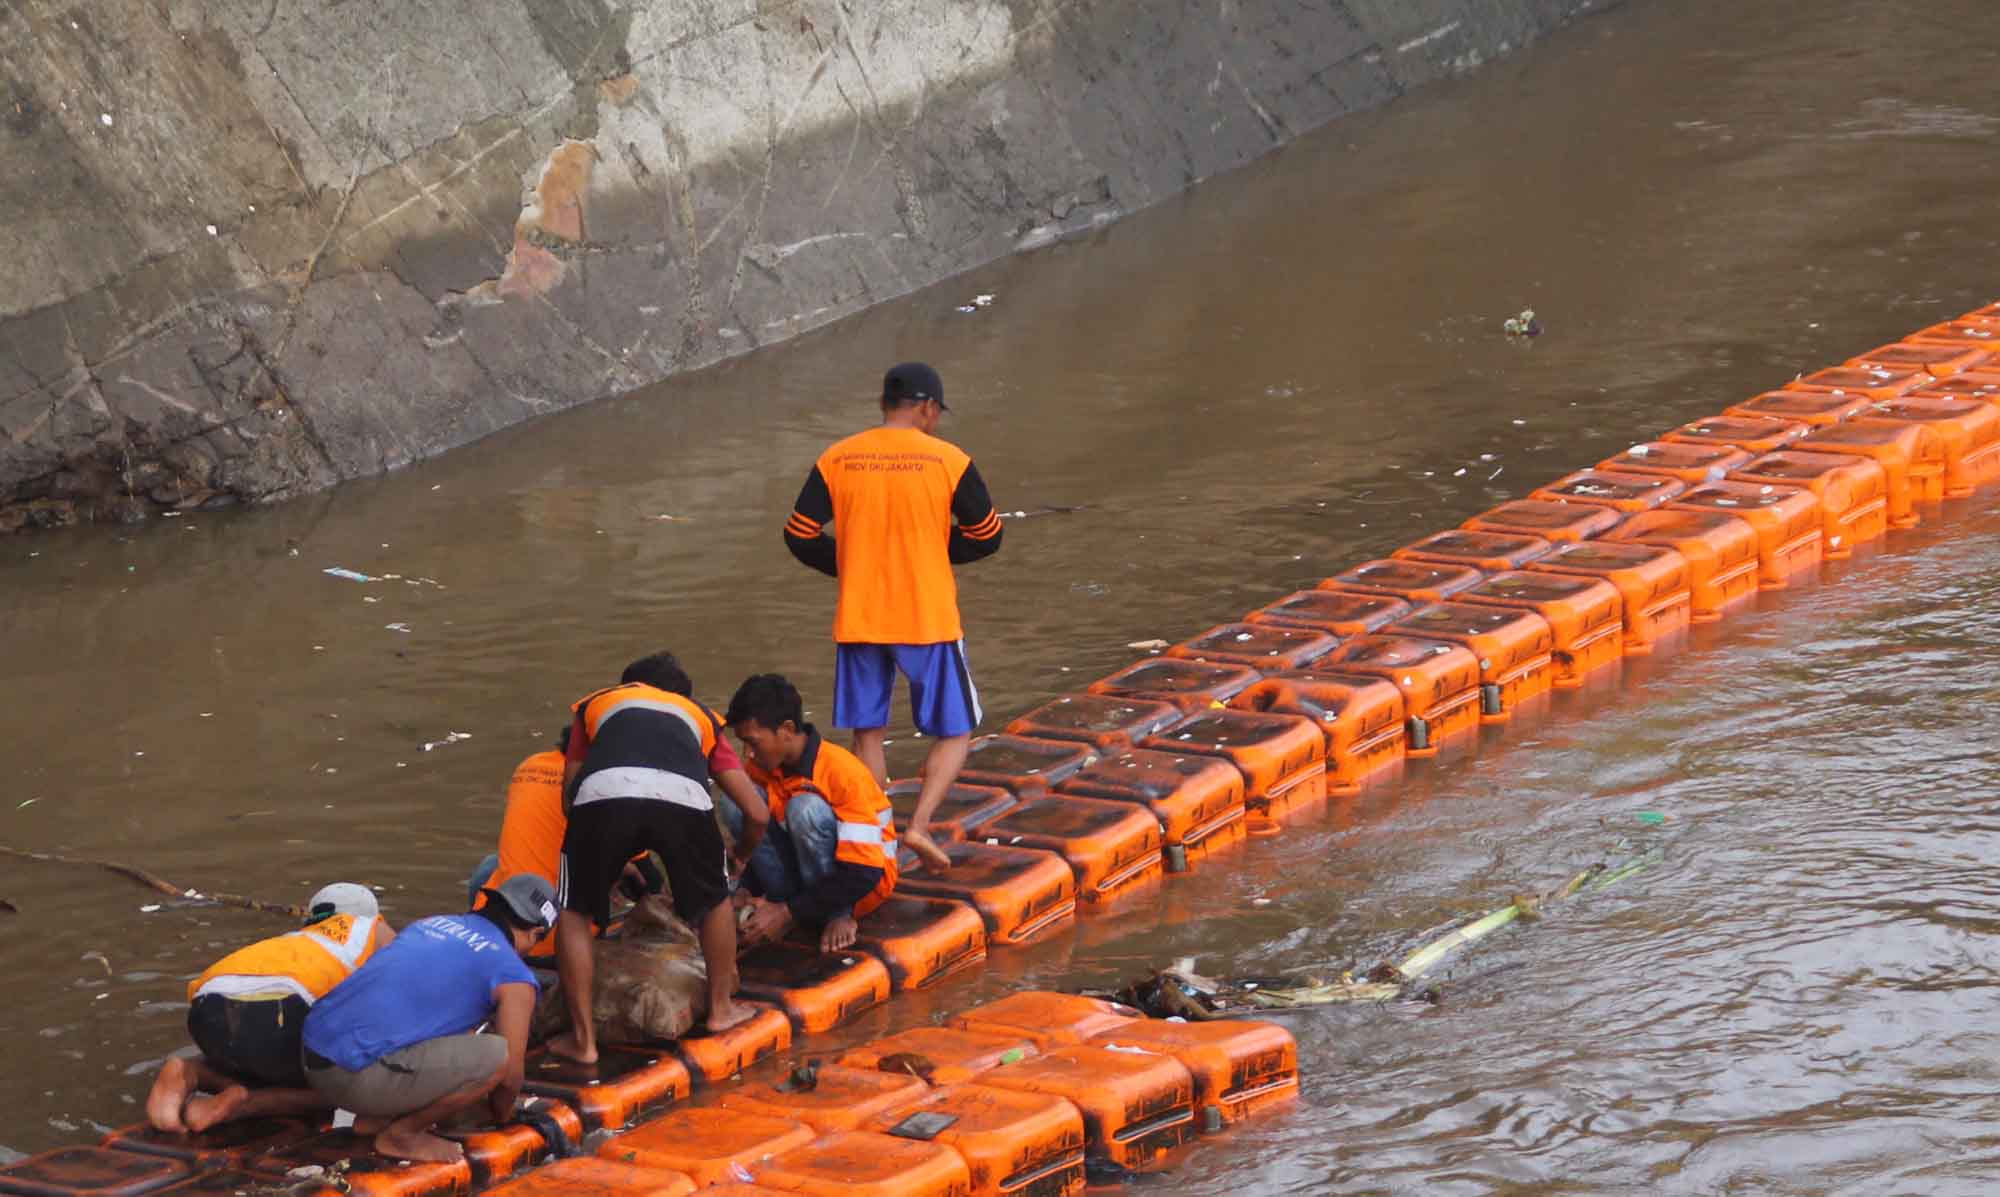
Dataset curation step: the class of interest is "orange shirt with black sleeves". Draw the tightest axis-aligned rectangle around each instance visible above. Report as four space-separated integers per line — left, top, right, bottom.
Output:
785 425 1002 644
745 727 898 922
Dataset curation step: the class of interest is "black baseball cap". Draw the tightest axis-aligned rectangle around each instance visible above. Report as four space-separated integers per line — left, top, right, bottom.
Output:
882 362 947 410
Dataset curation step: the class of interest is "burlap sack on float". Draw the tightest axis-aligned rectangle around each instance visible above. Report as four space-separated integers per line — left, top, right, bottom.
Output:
532 894 708 1041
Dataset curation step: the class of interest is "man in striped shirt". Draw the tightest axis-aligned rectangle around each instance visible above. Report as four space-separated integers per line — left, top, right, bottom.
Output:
785 363 1003 872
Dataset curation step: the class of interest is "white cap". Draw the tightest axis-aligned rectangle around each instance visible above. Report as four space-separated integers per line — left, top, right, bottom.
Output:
307 882 379 922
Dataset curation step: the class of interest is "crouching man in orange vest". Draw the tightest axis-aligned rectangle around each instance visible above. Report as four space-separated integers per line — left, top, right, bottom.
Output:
145 883 393 1133
722 673 898 953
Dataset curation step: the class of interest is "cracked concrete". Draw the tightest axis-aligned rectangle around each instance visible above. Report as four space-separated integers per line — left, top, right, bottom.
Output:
0 0 1630 532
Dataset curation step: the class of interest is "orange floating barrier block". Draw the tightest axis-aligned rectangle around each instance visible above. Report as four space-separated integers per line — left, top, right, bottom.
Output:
1087 1018 1299 1127
752 1131 971 1197
444 1102 586 1186
895 843 1077 947
1728 451 1888 559
1229 671 1405 794
887 780 1017 843
1139 709 1326 820
483 1159 693 1197
955 735 1097 797
256 1131 469 1197
975 1046 1196 1170
1596 441 1752 485
1862 395 2000 496
951 993 1143 1050
102 1119 316 1167
1321 559 1485 604
674 1004 793 1085
1383 602 1556 722
1243 588 1412 637
1726 389 1874 427
864 1084 1085 1197
1054 749 1247 866
142 1173 296 1197
1795 419 1945 527
852 896 988 992
1907 317 2000 350
1665 481 1824 589
524 1046 690 1133
1165 622 1339 672
737 942 892 1034
1786 365 1931 400
1911 374 2000 404
1600 510 1759 621
682 1187 795 1197
1085 658 1262 713
1459 499 1624 543
1458 571 1623 689
1392 529 1554 572
976 796 1163 909
1662 415 1810 456
1002 694 1183 753
1527 541 1692 652
1316 636 1481 756
0 1149 193 1197
1528 469 1687 514
838 1026 1038 1086
720 1065 930 1135
597 1107 813 1187
1847 341 1990 378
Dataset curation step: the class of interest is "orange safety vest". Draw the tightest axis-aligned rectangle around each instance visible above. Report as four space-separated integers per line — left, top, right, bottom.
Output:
815 426 975 644
571 683 724 809
747 730 898 917
188 914 387 1003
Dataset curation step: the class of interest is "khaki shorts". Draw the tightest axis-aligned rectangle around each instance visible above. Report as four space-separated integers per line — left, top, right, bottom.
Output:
304 1032 506 1118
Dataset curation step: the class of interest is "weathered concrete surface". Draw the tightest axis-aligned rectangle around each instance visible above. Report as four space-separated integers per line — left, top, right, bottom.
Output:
0 0 1629 532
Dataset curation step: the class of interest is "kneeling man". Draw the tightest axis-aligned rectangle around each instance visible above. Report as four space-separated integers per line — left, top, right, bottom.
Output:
723 673 898 952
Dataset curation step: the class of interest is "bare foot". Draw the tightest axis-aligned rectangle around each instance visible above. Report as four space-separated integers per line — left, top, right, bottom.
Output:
145 1057 197 1133
373 1127 466 1163
820 914 858 953
902 827 952 873
546 1030 598 1065
704 999 757 1034
186 1084 254 1133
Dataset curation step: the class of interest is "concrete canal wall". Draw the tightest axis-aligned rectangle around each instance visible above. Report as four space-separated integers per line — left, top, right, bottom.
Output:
0 0 1631 531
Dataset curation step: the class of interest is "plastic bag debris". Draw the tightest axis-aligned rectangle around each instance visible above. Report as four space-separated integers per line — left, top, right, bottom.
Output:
421 732 473 752
1503 308 1542 337
1127 639 1170 651
322 567 376 583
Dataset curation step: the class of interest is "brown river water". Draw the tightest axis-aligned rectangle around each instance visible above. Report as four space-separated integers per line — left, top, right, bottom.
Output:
6 0 2000 1189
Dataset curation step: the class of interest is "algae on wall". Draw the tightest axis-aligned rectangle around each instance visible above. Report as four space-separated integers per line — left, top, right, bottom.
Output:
0 0 1624 533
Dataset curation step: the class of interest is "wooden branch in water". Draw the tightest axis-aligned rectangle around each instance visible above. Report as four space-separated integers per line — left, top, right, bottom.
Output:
0 845 306 918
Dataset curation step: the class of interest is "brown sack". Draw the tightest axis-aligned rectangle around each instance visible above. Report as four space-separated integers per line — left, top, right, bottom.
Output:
532 895 709 1041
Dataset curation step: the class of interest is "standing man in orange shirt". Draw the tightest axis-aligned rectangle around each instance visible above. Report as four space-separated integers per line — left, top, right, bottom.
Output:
784 363 1003 873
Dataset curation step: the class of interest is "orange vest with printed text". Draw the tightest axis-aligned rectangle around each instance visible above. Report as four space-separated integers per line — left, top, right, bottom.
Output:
817 426 973 644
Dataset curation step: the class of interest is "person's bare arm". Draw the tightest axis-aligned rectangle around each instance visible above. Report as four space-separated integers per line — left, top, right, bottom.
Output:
487 982 536 1124
716 768 769 865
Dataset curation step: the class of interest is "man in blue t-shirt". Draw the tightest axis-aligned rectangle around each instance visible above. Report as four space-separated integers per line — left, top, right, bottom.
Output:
300 874 556 1163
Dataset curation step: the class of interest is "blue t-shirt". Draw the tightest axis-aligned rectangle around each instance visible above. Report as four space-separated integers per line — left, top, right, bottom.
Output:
301 913 538 1071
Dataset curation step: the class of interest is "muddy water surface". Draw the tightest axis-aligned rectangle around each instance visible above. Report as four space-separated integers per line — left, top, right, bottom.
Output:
6 0 2000 1190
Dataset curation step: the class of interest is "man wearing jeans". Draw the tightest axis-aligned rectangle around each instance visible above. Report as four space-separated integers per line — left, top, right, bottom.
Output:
720 673 898 953
299 875 555 1163
784 362 1003 873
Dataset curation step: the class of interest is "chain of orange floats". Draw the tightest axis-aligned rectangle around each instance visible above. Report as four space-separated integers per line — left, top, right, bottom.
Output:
6 305 1999 1197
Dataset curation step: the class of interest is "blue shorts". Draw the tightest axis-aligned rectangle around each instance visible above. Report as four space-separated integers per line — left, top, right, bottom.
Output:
833 641 983 738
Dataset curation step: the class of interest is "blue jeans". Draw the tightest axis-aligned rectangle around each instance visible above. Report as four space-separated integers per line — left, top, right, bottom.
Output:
718 787 838 904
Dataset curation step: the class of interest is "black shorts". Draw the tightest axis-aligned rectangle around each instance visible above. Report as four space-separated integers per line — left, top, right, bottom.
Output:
187 992 311 1088
561 797 728 926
